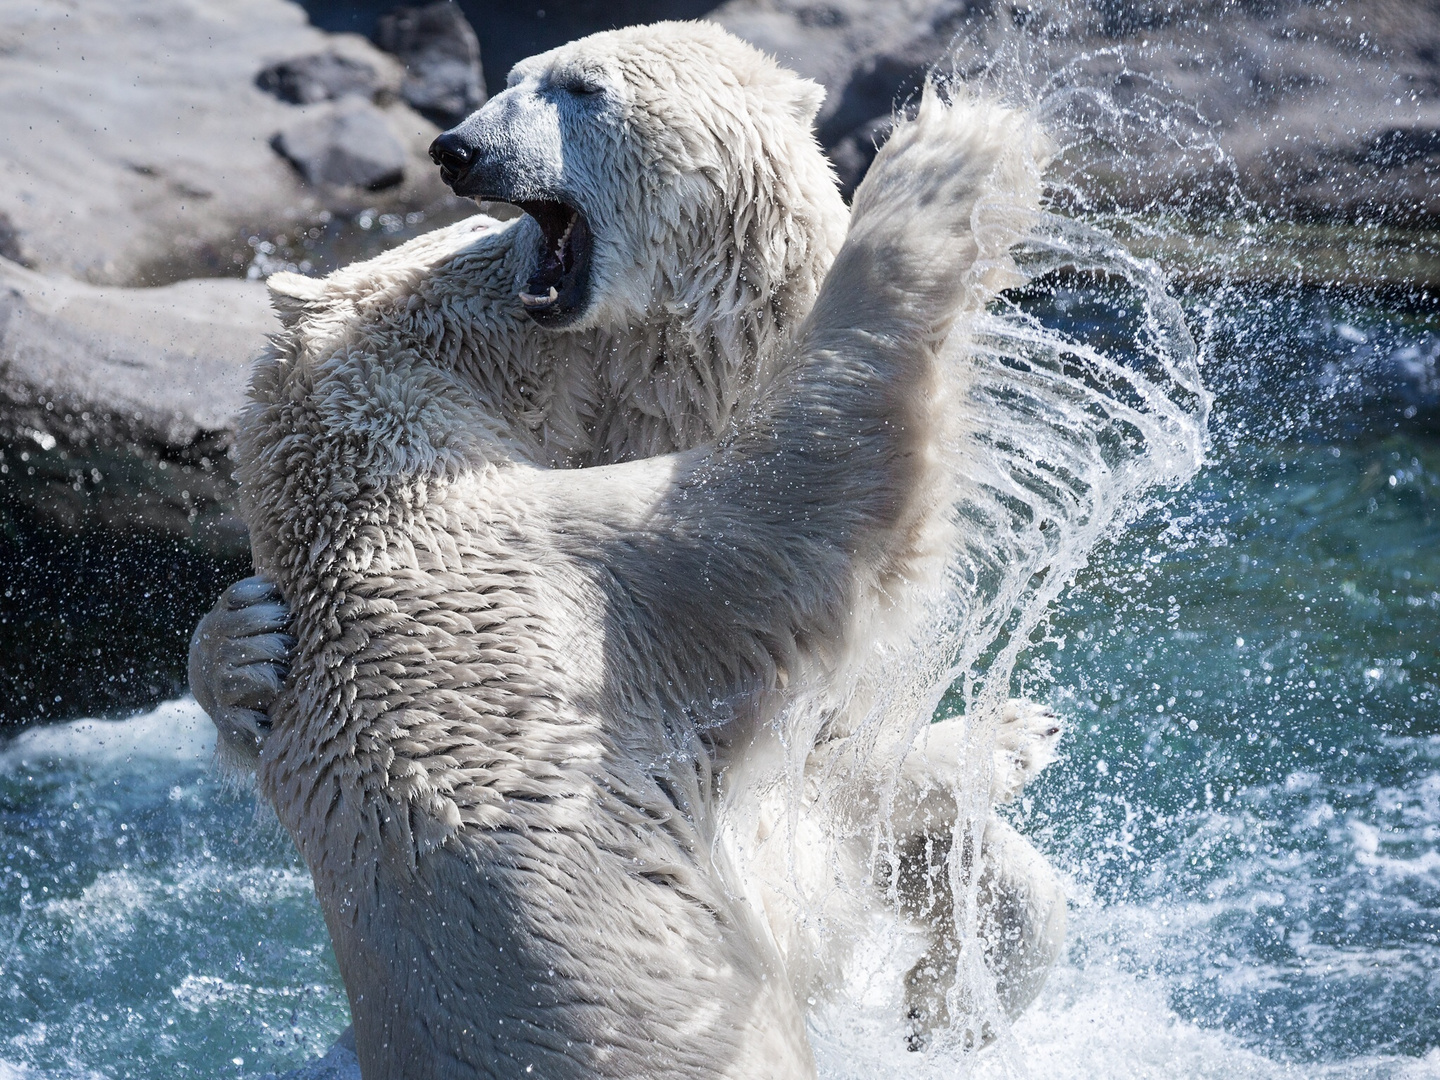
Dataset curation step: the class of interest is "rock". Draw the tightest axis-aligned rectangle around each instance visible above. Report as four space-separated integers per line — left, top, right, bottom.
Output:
0 258 276 728
257 52 383 105
374 2 486 127
0 211 22 266
826 115 893 201
709 0 931 141
0 257 274 554
0 0 454 286
710 0 1440 228
273 98 410 190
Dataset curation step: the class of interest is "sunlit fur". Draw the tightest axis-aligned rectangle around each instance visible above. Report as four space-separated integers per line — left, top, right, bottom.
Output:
233 23 1062 1079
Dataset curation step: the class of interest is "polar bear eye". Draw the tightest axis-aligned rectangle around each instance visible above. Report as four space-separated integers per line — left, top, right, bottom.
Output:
560 75 602 96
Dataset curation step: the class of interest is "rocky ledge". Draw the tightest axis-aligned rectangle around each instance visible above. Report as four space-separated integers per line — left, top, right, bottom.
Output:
0 258 273 554
0 255 278 725
711 0 1440 229
0 0 470 287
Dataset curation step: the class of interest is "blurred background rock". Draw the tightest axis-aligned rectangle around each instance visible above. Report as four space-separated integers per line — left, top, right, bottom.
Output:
1 0 1436 726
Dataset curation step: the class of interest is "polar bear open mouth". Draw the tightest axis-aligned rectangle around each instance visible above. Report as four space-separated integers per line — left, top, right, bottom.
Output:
514 199 592 326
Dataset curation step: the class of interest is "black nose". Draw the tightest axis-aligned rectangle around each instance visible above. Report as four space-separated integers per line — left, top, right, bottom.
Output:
429 131 473 180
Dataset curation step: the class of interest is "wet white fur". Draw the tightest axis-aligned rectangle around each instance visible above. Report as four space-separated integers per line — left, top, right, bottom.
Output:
233 22 1062 1079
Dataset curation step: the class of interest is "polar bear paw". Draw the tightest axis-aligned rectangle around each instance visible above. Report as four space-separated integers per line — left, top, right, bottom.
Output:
188 576 293 768
990 699 1063 805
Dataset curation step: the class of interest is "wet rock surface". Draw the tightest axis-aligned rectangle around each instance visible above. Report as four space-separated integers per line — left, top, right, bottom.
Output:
710 0 1440 224
0 257 273 552
374 2 487 127
0 258 274 726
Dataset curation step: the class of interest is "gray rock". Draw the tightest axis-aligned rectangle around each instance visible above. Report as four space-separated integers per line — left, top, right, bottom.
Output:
0 0 453 286
710 0 1440 227
273 98 410 190
257 52 382 105
709 0 933 138
374 2 486 127
0 211 22 266
827 115 894 200
0 257 275 554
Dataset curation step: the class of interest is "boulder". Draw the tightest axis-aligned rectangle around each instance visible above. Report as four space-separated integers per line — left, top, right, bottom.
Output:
257 52 384 105
0 256 283 726
374 2 487 127
0 257 274 554
826 115 894 201
273 98 411 190
0 0 454 286
298 1 721 100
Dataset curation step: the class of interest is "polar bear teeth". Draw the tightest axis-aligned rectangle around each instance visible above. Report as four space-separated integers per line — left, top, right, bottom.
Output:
514 199 590 319
519 286 560 307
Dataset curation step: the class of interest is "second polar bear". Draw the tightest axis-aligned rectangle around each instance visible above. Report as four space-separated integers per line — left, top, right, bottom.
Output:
190 22 1065 1078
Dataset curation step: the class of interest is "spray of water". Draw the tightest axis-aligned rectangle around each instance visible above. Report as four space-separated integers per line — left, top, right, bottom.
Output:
748 58 1219 1077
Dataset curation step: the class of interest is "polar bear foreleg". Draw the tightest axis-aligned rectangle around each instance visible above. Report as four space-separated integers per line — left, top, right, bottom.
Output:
894 706 1066 1044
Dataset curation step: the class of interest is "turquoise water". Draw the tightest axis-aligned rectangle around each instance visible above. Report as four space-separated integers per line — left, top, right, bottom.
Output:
1003 283 1439 1075
0 704 346 1078
0 284 1435 1077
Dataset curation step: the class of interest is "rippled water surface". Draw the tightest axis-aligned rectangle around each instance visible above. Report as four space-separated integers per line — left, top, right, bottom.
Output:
1 283 1436 1077
999 283 1439 1076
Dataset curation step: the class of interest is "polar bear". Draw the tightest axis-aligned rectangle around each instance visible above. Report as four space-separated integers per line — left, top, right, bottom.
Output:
190 22 1065 1077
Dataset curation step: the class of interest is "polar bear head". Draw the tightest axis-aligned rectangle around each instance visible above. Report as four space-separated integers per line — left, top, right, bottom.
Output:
429 21 844 331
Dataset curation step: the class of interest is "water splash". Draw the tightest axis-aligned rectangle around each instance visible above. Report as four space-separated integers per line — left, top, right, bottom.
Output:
762 70 1216 1074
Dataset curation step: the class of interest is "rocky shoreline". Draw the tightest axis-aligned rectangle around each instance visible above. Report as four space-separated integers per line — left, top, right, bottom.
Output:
2 0 1437 727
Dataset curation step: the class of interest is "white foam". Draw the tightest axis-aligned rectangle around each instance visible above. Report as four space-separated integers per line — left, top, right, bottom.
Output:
171 974 343 1014
39 861 314 946
0 698 215 773
805 948 1440 1080
0 1058 108 1080
985 958 1440 1080
801 892 1440 1080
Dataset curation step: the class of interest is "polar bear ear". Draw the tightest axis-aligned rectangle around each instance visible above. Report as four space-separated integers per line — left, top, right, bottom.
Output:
782 77 827 128
266 271 327 327
267 271 325 302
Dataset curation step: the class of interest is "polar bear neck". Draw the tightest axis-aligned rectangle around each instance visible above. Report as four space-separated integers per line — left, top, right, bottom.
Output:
538 168 850 467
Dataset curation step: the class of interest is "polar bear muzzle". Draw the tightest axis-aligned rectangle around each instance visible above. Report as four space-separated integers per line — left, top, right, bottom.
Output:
429 128 594 327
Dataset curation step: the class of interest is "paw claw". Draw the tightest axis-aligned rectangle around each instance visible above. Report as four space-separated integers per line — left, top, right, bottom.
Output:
991 698 1064 804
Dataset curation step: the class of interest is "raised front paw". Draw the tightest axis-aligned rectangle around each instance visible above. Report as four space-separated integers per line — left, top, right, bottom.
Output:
991 699 1063 805
188 576 294 767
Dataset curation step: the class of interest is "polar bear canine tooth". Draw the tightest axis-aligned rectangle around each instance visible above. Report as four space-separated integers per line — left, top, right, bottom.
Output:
519 286 559 307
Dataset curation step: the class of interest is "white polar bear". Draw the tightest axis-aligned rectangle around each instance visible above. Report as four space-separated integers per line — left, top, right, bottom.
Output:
190 22 1066 1078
